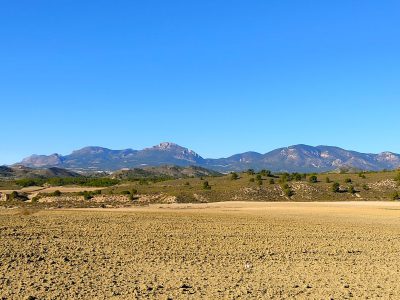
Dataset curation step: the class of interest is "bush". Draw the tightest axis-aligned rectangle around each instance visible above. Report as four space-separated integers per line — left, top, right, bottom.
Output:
256 174 262 181
348 185 356 194
230 172 239 180
257 180 263 186
247 169 255 175
309 175 318 183
293 173 302 181
281 183 294 197
52 190 61 197
284 188 294 197
120 190 131 195
325 177 331 183
332 182 340 193
9 191 29 201
344 178 352 183
269 178 275 184
260 169 271 177
129 194 139 201
395 173 400 183
392 191 400 200
358 173 366 179
202 181 211 190
362 184 369 190
78 191 94 200
249 178 255 183
9 191 19 200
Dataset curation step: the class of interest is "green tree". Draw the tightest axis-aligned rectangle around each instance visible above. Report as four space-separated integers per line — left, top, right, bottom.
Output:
309 175 318 183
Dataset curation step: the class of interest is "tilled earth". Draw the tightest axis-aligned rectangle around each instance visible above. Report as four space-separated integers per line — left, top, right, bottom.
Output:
1 202 400 299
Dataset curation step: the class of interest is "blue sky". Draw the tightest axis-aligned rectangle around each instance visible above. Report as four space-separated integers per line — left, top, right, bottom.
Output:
1 1 399 164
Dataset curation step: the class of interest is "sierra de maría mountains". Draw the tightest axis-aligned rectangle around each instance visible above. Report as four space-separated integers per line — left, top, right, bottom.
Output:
15 142 400 173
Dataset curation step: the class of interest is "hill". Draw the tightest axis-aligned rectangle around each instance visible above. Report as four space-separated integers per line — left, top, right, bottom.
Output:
0 165 80 180
111 165 221 180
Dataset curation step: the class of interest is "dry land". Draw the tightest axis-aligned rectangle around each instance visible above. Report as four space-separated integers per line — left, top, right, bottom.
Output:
1 201 400 299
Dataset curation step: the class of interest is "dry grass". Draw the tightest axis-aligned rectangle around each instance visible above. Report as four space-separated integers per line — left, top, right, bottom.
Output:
1 202 400 299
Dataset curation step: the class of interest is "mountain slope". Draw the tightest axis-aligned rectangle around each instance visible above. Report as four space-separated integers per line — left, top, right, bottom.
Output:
15 143 400 173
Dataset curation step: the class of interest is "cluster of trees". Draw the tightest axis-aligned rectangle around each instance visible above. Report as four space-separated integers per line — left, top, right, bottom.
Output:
279 172 307 183
16 177 120 188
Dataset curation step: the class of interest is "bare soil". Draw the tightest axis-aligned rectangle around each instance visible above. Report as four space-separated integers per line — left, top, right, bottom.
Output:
1 201 400 299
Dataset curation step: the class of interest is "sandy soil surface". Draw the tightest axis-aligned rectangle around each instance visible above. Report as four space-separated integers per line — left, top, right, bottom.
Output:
1 201 400 299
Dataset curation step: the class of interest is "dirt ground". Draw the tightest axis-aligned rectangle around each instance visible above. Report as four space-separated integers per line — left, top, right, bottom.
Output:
1 201 400 299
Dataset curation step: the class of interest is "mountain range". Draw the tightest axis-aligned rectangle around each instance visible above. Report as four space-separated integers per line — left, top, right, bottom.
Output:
14 142 400 173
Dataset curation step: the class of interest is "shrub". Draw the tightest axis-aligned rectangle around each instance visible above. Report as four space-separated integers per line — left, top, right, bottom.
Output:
256 174 262 181
309 175 318 183
202 181 211 190
332 182 340 193
269 178 275 184
395 173 400 183
392 191 400 200
344 178 352 183
78 191 94 200
120 190 131 195
257 180 263 186
358 173 366 179
280 183 294 197
284 188 294 197
249 178 255 183
52 190 61 197
325 177 331 183
293 173 302 181
260 169 271 177
247 169 255 175
362 184 369 190
348 185 356 194
129 194 139 201
9 191 19 200
230 172 239 180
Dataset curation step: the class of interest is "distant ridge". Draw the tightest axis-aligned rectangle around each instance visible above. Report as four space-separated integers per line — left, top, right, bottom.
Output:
15 142 400 173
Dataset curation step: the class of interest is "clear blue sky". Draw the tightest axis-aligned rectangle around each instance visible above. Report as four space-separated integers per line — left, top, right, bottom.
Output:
1 0 399 164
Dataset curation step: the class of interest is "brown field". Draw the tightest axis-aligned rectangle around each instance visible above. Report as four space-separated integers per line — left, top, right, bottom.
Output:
1 201 400 299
